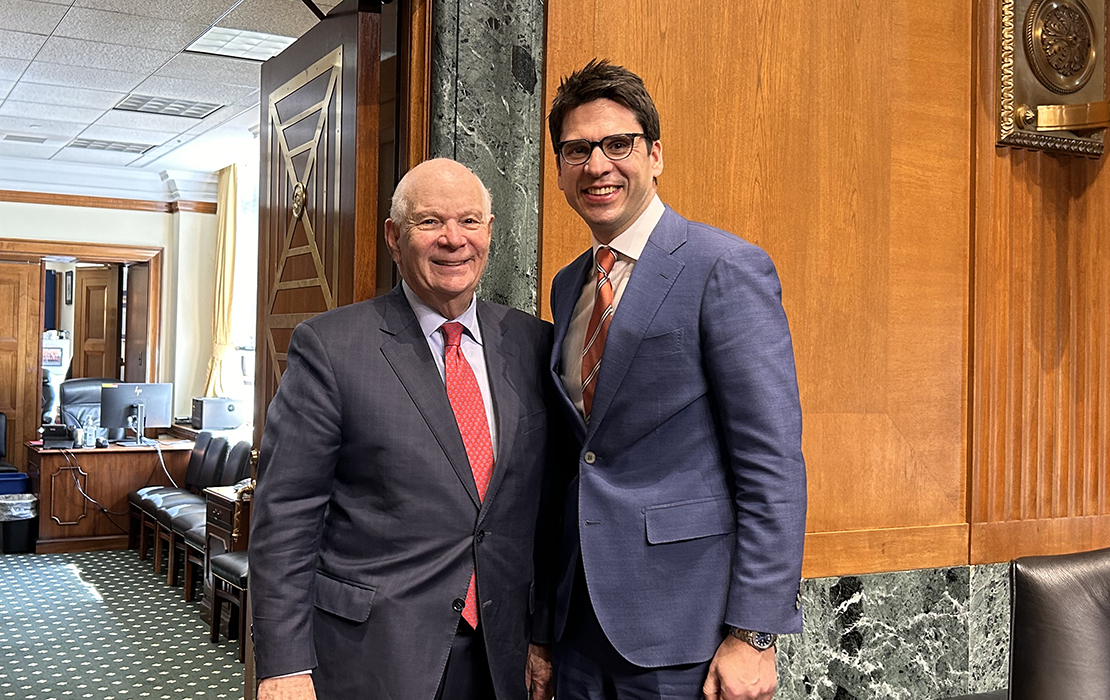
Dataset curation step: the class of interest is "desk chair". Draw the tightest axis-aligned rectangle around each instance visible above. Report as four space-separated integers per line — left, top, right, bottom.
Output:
945 546 1110 700
210 550 249 662
128 432 212 556
58 378 125 441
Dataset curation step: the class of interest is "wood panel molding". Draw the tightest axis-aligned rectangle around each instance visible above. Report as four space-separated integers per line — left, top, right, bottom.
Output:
803 525 970 579
972 516 1110 563
0 189 216 215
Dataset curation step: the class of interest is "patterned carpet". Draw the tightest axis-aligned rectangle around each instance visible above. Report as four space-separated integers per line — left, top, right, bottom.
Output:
0 550 242 700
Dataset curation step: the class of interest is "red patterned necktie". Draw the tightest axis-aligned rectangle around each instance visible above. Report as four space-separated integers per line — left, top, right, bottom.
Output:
581 246 616 421
441 321 494 628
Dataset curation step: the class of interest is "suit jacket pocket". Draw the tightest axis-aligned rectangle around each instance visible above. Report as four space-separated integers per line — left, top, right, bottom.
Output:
644 496 736 544
313 572 377 622
634 328 683 359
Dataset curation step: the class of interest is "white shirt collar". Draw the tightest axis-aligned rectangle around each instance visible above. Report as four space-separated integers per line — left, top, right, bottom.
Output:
401 281 484 345
591 194 665 262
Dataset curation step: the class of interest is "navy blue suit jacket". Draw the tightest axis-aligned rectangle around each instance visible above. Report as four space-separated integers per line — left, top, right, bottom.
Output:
549 206 807 667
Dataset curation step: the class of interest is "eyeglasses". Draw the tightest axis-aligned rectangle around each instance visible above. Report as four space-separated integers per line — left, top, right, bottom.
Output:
556 133 645 166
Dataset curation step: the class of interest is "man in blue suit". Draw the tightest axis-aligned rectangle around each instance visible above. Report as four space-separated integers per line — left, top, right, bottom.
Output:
546 60 808 700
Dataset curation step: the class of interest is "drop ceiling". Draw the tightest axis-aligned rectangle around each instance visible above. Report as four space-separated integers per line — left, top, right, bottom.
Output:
0 0 340 199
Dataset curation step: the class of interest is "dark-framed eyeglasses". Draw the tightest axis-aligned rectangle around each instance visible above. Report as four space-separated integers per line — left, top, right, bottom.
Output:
556 133 645 166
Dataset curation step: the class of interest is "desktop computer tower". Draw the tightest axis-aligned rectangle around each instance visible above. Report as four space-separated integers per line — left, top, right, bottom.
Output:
191 397 245 430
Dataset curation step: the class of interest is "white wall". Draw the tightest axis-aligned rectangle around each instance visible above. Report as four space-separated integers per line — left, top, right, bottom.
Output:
0 200 217 416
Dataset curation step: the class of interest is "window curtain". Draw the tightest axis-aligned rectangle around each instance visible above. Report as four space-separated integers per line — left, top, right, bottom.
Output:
203 164 238 397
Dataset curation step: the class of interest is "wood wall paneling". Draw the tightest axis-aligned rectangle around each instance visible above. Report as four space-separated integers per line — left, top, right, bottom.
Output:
542 0 971 577
0 261 43 469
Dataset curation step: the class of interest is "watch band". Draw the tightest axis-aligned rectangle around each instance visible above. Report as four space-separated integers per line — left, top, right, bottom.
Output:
728 627 778 651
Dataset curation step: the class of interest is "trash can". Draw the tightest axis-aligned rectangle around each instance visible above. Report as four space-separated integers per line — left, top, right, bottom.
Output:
0 493 38 554
0 473 29 494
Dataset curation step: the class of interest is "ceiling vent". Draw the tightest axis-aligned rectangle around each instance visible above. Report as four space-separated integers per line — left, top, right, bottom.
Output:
4 134 48 144
186 26 295 61
115 94 223 119
68 138 156 154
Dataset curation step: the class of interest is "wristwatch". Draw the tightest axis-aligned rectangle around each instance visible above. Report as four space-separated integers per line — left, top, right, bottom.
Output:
728 627 777 651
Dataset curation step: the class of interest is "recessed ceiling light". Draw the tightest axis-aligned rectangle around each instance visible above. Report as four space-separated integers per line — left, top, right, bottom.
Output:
68 138 156 154
186 27 296 61
115 94 223 119
4 134 48 144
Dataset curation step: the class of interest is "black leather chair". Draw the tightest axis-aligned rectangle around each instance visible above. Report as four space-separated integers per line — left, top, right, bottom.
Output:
128 431 212 555
148 437 228 578
210 550 249 662
945 546 1110 700
58 378 125 441
0 413 18 473
169 441 253 595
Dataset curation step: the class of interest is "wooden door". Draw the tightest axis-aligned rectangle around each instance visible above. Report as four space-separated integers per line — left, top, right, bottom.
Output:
253 0 383 445
0 260 44 468
73 266 121 379
123 263 151 382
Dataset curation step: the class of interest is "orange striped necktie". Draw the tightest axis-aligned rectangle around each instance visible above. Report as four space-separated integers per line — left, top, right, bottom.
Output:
441 321 493 628
581 246 616 422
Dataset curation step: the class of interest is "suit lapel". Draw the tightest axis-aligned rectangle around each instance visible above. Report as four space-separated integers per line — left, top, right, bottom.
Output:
476 302 519 518
586 208 686 434
378 288 481 508
550 250 592 439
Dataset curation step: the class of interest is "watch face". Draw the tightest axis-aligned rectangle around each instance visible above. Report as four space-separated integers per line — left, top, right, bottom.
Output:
753 632 775 649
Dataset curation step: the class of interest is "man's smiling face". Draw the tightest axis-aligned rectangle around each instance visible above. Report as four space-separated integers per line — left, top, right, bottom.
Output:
556 98 663 244
385 159 492 319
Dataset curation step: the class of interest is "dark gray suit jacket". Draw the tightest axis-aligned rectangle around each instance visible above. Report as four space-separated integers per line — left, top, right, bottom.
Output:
250 285 559 699
549 206 807 667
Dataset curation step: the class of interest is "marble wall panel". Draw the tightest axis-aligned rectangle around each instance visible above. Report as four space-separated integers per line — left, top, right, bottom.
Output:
430 0 543 314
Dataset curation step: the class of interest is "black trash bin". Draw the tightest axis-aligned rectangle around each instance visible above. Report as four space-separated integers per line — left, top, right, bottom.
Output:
0 493 38 554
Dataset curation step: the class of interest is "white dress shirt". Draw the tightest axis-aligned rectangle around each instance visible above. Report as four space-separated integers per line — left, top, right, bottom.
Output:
561 195 666 417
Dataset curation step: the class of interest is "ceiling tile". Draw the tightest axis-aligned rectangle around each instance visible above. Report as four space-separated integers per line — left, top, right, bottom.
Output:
0 56 28 80
0 99 105 124
8 82 125 109
133 74 255 105
78 123 178 145
0 140 63 158
94 108 201 133
0 29 48 60
0 79 13 99
73 0 235 25
37 36 174 73
51 146 144 166
54 7 208 53
0 0 70 35
157 52 261 88
21 61 146 92
0 114 85 138
217 0 317 38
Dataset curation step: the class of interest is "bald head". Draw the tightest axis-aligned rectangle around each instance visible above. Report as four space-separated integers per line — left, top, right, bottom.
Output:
384 158 495 319
390 158 492 227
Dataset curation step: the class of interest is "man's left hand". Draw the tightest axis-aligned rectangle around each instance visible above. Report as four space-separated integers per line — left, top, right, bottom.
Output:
525 643 554 700
702 634 777 700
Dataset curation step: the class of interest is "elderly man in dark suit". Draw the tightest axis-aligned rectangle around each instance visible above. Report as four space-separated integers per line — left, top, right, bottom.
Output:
546 60 808 700
250 158 558 700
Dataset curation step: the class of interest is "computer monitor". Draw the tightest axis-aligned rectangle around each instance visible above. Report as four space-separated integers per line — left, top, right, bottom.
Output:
99 383 173 446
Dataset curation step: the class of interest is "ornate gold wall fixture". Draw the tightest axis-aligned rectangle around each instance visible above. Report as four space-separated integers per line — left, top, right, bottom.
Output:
999 0 1108 156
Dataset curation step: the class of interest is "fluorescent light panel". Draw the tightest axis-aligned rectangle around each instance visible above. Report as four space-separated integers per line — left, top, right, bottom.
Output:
115 94 223 119
68 138 155 154
4 134 48 144
186 27 296 61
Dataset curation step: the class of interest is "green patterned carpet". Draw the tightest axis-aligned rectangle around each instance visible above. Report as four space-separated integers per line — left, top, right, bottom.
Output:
0 550 241 700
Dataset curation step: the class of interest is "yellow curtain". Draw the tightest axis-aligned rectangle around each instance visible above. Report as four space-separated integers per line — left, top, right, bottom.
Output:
203 164 238 397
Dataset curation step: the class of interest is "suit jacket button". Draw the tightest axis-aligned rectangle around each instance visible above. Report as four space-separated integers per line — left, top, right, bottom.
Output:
452 598 465 612
476 530 485 543
584 451 596 464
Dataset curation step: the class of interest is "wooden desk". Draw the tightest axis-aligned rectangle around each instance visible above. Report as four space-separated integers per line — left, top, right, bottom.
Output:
25 441 192 553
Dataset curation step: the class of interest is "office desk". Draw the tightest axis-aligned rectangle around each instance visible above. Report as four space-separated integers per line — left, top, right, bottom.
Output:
26 441 192 553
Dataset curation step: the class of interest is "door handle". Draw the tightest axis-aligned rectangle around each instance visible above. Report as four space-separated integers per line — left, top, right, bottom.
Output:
1018 101 1110 132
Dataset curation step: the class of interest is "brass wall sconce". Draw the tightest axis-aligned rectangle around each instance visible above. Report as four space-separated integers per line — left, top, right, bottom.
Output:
999 0 1109 156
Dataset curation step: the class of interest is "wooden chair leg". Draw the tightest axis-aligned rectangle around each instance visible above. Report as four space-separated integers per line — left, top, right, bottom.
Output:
237 590 247 663
137 512 150 560
166 531 178 585
128 507 140 549
183 551 195 602
210 587 223 644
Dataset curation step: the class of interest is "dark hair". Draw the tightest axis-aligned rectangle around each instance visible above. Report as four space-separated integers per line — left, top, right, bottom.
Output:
547 59 661 155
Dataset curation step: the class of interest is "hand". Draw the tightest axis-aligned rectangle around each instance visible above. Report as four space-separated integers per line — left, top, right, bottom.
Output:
258 674 317 700
702 634 777 700
525 643 554 700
